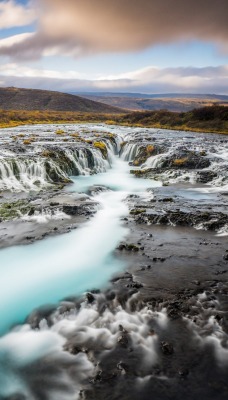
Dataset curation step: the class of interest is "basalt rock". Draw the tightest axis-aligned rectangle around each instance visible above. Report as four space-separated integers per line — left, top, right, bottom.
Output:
133 209 228 232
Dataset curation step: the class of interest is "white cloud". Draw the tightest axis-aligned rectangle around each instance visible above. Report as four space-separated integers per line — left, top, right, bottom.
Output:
0 63 85 80
0 0 36 29
0 33 34 48
0 64 227 94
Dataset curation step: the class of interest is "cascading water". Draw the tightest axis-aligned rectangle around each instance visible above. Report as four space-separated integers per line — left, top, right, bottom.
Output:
0 132 161 399
0 147 110 192
0 124 227 400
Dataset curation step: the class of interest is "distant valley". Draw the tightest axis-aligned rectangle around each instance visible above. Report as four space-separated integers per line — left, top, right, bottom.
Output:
75 92 228 112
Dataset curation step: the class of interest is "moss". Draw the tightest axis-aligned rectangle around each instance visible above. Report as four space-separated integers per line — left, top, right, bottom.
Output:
120 141 127 148
146 144 155 154
132 145 156 166
93 141 108 157
173 157 189 166
0 200 31 220
23 139 33 145
41 150 53 157
130 208 146 215
118 243 140 251
55 129 65 135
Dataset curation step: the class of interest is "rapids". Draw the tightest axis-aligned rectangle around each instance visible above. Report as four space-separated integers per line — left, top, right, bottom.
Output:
0 124 227 400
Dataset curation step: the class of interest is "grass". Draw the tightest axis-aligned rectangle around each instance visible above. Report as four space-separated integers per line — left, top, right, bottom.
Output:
0 106 227 134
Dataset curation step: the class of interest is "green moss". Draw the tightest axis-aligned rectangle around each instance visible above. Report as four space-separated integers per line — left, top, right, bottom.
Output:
0 200 31 220
130 208 146 215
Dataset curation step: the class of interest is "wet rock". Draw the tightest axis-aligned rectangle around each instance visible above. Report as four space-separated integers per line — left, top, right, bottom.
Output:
88 185 108 195
26 305 56 329
86 292 95 303
49 201 60 206
162 150 211 170
27 207 35 216
192 280 201 286
161 341 174 355
117 361 129 372
64 343 82 355
62 204 85 215
196 171 217 184
117 333 129 347
158 197 174 203
126 281 143 289
117 243 140 252
8 395 26 400
152 257 166 262
178 368 189 377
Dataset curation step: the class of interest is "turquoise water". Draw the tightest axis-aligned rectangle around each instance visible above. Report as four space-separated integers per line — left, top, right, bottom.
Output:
0 155 159 335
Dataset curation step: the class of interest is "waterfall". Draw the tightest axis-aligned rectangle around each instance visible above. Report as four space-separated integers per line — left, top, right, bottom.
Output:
0 147 111 192
120 142 141 161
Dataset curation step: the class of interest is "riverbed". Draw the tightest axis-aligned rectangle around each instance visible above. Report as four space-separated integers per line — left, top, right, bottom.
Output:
0 124 227 400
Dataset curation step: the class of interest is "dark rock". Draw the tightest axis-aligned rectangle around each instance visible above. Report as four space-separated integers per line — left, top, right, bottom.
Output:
161 341 174 355
8 395 26 400
86 292 95 303
178 368 189 377
117 334 129 347
117 361 129 371
197 171 217 184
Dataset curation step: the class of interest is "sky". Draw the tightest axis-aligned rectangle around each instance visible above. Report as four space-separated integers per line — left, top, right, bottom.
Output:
0 0 227 94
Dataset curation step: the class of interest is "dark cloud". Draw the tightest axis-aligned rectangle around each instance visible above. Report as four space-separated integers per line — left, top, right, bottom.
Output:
0 0 228 59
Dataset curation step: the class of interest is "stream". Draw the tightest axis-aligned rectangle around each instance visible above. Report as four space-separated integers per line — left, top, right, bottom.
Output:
0 124 227 400
0 148 160 399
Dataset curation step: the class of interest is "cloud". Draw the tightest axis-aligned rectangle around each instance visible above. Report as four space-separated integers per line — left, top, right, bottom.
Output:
0 0 36 29
0 64 227 94
0 0 228 60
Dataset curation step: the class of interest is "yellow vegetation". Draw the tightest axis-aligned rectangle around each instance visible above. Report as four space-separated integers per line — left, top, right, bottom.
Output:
93 141 107 157
173 157 188 166
23 139 33 145
55 129 65 135
41 150 52 157
146 145 155 154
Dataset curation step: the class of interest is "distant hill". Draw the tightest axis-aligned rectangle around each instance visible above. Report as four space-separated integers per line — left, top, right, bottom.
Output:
73 92 228 100
74 92 228 112
0 87 123 113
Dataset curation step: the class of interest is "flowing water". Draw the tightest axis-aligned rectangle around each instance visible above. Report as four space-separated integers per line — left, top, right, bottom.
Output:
0 124 227 399
0 148 161 399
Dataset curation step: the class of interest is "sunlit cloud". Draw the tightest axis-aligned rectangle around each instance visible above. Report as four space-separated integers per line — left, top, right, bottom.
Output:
0 0 36 29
